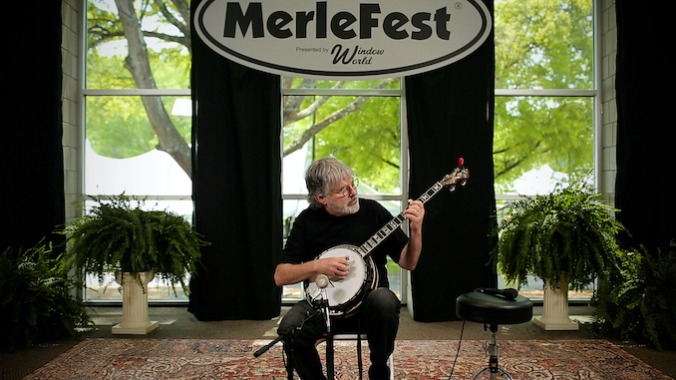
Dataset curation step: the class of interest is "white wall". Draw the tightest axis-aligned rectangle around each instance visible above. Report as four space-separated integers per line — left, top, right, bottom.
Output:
600 0 617 202
62 0 81 222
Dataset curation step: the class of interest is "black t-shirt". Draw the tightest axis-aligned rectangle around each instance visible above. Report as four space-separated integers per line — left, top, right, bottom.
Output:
280 198 409 288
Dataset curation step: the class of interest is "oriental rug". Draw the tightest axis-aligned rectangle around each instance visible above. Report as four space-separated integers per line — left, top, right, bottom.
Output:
23 338 670 379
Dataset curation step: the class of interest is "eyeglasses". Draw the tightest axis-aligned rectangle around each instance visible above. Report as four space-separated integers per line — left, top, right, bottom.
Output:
333 178 359 198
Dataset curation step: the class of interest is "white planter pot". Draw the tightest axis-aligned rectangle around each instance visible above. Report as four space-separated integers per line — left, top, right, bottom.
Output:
533 277 579 330
112 271 160 334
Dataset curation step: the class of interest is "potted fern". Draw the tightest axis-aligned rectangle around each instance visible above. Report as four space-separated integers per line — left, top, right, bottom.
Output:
61 193 207 334
494 179 625 330
1 240 93 351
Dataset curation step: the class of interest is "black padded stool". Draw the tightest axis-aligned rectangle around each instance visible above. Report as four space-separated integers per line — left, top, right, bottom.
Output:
456 290 533 380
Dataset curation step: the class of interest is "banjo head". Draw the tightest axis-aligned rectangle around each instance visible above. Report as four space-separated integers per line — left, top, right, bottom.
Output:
304 245 377 317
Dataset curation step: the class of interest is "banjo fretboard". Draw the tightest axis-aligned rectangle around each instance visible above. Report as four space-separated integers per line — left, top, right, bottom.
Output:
357 165 468 257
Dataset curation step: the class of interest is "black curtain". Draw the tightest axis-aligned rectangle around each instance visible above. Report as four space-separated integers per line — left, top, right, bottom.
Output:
405 0 497 322
188 0 282 320
2 2 64 253
614 2 674 254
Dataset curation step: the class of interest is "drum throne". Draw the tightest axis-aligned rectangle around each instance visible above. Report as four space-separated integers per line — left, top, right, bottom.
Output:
455 289 534 379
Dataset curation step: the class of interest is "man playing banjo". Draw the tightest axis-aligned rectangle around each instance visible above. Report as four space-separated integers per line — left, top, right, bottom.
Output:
274 157 425 380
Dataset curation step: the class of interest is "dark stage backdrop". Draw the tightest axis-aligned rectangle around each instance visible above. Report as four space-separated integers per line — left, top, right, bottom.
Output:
405 0 497 322
614 2 674 255
188 0 282 320
3 2 65 253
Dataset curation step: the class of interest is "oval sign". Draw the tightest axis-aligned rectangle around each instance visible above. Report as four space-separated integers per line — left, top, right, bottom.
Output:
194 0 492 79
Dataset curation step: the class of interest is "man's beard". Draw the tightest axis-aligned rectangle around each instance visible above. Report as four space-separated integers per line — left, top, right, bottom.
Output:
332 197 360 216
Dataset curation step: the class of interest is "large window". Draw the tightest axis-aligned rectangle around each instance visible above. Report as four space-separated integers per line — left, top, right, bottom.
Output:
83 0 192 302
82 0 598 304
492 0 596 300
280 78 407 303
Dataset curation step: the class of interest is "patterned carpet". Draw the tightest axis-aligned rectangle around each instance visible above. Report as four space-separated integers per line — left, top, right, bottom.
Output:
23 338 671 379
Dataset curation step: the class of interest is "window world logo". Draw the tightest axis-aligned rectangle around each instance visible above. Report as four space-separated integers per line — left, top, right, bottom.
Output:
194 0 492 79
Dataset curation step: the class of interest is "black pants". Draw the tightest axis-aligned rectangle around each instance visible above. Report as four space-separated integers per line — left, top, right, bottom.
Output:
277 287 400 380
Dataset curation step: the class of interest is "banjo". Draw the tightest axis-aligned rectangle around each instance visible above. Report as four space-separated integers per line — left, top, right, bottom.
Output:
304 158 470 318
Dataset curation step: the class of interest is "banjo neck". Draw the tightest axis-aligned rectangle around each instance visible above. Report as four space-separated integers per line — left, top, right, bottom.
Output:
357 161 469 258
